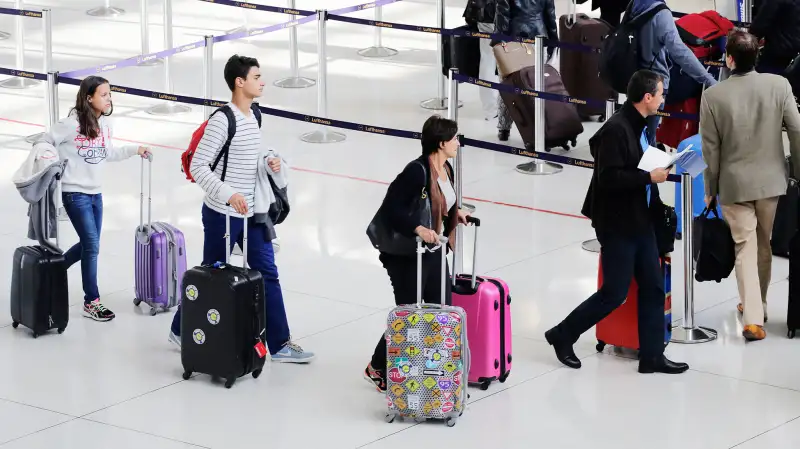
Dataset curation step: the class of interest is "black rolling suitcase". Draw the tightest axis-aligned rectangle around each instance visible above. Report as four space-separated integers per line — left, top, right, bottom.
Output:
788 230 800 338
180 207 267 389
10 245 69 338
772 157 798 257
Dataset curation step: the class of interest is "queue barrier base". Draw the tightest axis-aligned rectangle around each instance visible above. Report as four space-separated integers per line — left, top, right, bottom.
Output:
515 160 563 176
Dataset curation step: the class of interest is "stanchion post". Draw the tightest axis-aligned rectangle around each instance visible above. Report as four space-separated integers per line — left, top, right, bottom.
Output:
741 0 752 23
203 35 214 119
0 0 39 89
147 0 191 115
300 10 345 144
421 0 461 110
581 98 617 253
671 172 718 344
87 0 125 16
48 71 68 224
138 0 162 66
447 69 465 276
357 4 398 58
274 0 315 88
515 36 562 175
25 8 52 143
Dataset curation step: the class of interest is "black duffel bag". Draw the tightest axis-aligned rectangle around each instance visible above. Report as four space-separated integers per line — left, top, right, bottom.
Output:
692 199 735 283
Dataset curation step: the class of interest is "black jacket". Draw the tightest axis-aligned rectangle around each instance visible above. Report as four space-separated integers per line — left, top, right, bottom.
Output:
751 0 800 62
494 0 558 44
581 102 663 235
464 0 496 24
382 156 458 240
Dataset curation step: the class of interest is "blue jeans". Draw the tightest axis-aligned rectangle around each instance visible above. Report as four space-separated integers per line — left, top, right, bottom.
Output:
548 227 666 359
62 192 103 303
171 205 291 355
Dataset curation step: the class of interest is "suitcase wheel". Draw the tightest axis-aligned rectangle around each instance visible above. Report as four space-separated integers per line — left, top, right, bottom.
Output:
789 330 796 339
384 413 396 423
32 331 39 339
133 297 142 306
598 114 606 122
252 368 262 379
57 327 65 334
499 372 510 383
224 377 236 389
11 321 18 329
570 138 577 148
149 307 158 316
446 417 457 427
182 371 192 380
479 380 491 391
596 341 606 352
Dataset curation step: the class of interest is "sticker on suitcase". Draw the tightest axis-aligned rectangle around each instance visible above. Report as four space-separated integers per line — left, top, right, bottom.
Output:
385 306 467 423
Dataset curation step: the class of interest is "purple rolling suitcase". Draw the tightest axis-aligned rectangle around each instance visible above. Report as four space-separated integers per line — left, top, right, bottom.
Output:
134 155 187 315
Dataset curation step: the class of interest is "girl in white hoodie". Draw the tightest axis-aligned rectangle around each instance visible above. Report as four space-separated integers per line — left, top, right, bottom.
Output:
37 75 150 321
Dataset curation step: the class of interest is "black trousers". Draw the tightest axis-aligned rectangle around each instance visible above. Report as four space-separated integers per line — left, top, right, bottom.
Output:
371 249 452 372
549 227 666 359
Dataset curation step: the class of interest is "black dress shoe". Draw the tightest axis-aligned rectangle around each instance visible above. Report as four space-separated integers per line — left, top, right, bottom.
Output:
498 130 510 141
638 356 689 374
545 329 581 369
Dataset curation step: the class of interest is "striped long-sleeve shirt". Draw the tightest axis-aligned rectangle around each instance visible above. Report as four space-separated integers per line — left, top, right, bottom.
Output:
190 103 261 218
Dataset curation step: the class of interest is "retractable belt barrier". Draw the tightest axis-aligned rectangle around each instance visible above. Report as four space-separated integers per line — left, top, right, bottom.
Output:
0 67 681 183
195 0 315 16
0 6 42 17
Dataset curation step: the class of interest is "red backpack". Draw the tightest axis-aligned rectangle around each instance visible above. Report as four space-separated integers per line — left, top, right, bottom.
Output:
181 103 262 182
675 11 735 59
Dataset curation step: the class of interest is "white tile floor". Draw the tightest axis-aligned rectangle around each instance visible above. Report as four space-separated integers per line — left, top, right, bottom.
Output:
0 0 796 448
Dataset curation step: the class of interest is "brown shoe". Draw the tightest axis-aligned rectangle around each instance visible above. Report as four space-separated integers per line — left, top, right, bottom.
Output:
743 324 766 341
737 303 768 323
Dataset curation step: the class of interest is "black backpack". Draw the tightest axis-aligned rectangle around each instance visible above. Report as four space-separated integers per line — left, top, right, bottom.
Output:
599 2 669 94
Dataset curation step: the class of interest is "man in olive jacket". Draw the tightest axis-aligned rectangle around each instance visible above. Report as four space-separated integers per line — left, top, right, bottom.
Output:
701 31 800 341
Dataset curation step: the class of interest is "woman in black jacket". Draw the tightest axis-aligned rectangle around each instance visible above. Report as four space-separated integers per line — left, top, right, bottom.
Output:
364 115 471 392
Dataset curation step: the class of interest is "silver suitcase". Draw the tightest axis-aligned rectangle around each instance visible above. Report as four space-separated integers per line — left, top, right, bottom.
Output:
384 236 470 427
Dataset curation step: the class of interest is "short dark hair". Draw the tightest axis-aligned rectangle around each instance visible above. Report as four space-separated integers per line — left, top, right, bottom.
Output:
223 55 260 91
421 115 458 156
726 30 759 73
626 70 663 103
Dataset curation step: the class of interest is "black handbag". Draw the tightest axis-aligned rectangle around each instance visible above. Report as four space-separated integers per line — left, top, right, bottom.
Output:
692 199 735 283
366 162 432 256
651 198 678 256
267 175 290 225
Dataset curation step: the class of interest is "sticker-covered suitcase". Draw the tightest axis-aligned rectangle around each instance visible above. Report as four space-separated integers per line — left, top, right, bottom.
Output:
180 206 267 389
134 156 187 315
385 236 470 427
451 217 512 391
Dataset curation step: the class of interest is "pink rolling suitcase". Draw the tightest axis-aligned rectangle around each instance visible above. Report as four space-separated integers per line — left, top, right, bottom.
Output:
451 217 512 390
133 155 187 316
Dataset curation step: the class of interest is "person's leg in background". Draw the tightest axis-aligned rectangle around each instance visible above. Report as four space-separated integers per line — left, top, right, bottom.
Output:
63 192 112 321
721 201 767 340
367 253 416 392
477 22 498 121
545 232 635 368
245 219 313 363
755 197 779 323
169 204 232 346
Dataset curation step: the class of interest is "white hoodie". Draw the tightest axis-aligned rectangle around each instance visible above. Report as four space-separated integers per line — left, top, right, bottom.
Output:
34 111 139 194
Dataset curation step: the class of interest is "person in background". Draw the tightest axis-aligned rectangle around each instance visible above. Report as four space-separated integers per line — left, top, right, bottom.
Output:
492 0 558 141
363 115 472 392
700 31 800 341
169 55 314 363
544 70 689 375
464 0 498 121
750 0 800 74
627 0 717 145
34 76 151 322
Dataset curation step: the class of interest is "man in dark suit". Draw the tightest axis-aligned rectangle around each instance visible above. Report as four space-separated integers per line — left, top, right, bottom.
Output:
544 70 689 375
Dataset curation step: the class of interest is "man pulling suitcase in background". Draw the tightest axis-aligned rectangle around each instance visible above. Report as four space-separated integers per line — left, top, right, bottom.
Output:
169 55 314 364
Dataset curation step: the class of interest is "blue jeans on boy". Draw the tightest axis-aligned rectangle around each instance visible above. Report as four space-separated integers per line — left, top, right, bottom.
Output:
171 205 291 355
62 192 103 303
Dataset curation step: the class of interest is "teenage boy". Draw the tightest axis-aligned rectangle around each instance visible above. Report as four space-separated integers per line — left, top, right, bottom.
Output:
169 55 314 364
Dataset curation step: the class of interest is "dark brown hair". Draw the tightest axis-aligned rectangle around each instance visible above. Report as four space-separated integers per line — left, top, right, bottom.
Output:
71 75 112 140
726 30 759 73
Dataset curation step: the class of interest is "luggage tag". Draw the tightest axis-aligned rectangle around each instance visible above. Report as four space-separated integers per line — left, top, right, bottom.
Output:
254 328 267 358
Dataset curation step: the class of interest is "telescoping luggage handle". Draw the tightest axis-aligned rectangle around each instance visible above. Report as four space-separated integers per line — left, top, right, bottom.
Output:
453 216 482 289
138 154 154 232
416 235 448 307
224 203 249 269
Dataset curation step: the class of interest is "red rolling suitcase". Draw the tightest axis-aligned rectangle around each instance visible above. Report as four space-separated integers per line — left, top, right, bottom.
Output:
655 97 699 149
595 256 672 352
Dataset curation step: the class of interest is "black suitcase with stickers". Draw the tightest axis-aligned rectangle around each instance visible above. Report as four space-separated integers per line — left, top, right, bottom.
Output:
180 208 266 388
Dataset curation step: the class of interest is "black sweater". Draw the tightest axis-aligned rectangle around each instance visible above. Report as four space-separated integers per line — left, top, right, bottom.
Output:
381 155 458 240
581 102 662 235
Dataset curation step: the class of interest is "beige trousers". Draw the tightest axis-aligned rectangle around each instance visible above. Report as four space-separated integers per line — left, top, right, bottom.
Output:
720 197 779 326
